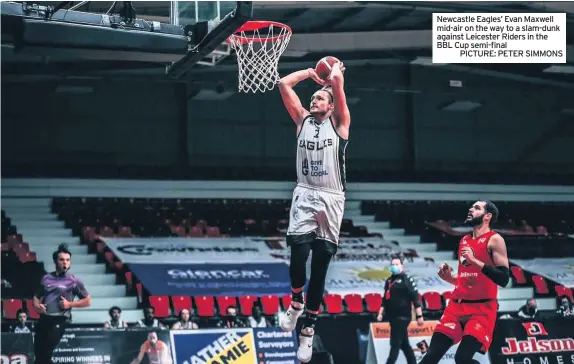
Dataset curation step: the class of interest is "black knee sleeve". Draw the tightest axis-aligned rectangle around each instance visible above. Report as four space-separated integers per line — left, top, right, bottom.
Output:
289 242 312 290
454 336 482 364
305 239 335 312
419 332 454 364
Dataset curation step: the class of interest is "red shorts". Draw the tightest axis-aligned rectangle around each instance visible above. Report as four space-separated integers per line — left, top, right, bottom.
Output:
434 299 498 353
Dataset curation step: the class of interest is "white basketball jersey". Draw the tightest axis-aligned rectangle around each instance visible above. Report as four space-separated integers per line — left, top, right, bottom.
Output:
296 116 348 192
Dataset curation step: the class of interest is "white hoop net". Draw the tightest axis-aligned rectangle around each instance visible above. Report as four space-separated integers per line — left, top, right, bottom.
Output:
228 23 292 93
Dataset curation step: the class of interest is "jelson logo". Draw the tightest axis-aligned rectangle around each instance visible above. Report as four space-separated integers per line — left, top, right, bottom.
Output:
501 322 574 355
522 322 549 336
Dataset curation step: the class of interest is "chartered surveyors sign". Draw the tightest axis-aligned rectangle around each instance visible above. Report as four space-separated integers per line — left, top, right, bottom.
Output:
170 328 298 364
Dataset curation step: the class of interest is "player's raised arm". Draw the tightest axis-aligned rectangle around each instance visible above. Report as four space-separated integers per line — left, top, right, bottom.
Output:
279 69 324 126
327 62 351 135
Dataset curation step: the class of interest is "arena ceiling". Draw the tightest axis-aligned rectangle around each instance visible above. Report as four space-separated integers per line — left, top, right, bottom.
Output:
2 1 574 89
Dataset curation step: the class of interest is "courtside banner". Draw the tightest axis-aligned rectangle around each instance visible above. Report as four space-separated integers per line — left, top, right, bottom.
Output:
51 328 173 364
1 333 34 362
325 261 453 295
170 328 258 364
103 237 278 264
171 328 298 364
511 258 574 288
260 236 411 261
488 317 574 364
128 262 291 296
365 321 490 364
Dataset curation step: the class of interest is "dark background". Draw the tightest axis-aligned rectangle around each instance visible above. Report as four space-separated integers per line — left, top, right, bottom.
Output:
2 1 574 183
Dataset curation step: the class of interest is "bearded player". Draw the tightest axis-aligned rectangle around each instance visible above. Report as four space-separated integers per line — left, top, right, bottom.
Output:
277 61 350 363
419 201 509 364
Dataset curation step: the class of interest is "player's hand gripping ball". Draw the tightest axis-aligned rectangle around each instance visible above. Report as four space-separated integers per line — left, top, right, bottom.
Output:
315 56 341 81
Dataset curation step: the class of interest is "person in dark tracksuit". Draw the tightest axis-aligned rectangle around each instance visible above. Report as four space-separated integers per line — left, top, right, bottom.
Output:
377 256 424 364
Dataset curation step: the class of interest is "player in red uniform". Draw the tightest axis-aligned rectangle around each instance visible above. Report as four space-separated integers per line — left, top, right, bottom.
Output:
419 201 510 364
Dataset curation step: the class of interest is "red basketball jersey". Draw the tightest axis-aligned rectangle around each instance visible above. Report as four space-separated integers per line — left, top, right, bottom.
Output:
452 230 499 300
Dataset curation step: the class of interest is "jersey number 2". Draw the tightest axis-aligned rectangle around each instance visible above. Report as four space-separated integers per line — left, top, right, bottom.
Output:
302 158 309 176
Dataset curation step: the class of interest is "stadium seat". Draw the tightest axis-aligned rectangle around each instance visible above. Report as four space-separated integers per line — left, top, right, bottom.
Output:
25 299 40 320
136 283 143 304
19 252 36 263
149 296 170 318
422 292 443 311
555 285 574 302
2 299 22 319
281 295 292 311
323 294 344 314
511 266 527 285
216 296 237 314
172 296 192 315
238 296 258 316
6 234 22 244
117 226 133 237
532 275 550 295
442 291 453 301
189 226 203 237
125 272 133 290
194 296 216 317
260 295 280 315
364 293 382 313
11 242 29 256
206 226 220 237
344 294 364 313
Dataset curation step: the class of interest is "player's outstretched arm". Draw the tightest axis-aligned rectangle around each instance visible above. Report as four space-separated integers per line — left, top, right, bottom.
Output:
328 62 351 137
278 69 319 126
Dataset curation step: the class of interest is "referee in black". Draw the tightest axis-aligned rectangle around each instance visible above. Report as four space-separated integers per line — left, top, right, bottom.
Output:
33 244 91 364
377 255 424 364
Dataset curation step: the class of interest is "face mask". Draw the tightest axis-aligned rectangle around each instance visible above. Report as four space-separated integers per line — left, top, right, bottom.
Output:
562 301 569 307
390 265 401 275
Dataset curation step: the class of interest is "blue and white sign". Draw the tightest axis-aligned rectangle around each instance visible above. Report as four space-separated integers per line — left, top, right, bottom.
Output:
170 328 298 364
102 237 278 263
324 260 453 295
128 262 292 296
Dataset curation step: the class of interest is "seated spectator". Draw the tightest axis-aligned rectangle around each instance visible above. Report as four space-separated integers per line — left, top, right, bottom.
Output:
135 307 165 328
171 309 199 330
557 295 573 317
216 306 245 329
517 298 538 319
248 305 272 328
11 309 33 334
104 306 128 329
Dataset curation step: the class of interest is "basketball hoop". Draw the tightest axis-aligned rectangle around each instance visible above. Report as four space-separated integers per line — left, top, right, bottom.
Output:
228 20 292 93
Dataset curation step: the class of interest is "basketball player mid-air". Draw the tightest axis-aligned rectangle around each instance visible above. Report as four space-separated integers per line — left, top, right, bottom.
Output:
277 61 350 363
419 201 510 364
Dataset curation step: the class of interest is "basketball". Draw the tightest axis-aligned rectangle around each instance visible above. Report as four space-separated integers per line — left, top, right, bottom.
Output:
315 56 340 81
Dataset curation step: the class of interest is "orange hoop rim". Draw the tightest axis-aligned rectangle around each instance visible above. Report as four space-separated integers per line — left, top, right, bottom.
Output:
228 20 292 45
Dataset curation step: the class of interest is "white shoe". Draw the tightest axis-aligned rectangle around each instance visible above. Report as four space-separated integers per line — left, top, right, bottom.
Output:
279 304 304 332
297 329 314 363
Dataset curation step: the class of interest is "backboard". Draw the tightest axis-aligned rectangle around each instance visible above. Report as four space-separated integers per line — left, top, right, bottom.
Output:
172 0 240 67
